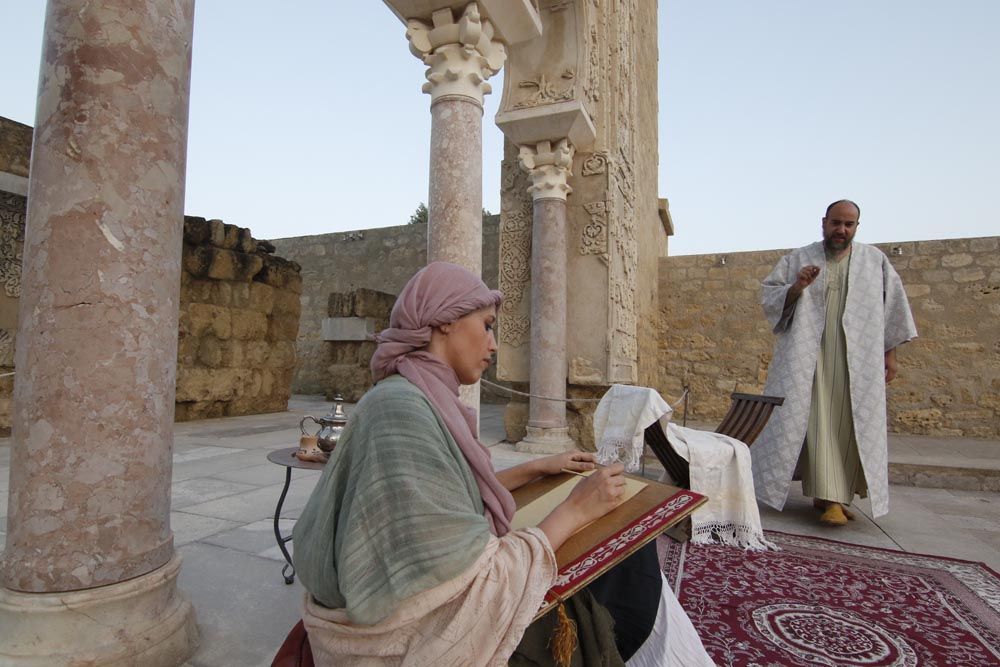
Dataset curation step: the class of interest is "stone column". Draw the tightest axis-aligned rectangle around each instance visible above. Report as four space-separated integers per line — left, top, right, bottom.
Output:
0 1 198 664
405 3 506 410
516 139 576 453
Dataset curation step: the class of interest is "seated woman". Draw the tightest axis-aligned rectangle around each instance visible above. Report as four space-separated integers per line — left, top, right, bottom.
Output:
288 262 712 666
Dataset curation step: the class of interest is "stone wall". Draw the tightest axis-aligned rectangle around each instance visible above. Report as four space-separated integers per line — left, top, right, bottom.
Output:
658 237 1000 438
175 216 303 420
323 289 396 402
271 216 500 396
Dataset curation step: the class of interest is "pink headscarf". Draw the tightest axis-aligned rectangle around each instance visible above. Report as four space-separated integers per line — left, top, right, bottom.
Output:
370 262 515 536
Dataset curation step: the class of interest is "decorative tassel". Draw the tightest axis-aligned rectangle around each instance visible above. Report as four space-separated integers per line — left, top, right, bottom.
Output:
549 600 577 667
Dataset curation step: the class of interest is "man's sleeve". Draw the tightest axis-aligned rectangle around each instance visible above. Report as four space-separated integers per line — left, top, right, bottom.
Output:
882 254 918 351
761 253 796 333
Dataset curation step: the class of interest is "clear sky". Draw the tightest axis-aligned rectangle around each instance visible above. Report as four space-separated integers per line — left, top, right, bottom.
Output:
2 1 998 255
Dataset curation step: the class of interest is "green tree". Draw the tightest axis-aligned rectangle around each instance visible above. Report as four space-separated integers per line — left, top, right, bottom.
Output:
408 202 428 225
408 203 493 225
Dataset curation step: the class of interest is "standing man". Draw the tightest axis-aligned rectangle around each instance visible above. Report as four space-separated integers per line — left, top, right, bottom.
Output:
752 200 917 525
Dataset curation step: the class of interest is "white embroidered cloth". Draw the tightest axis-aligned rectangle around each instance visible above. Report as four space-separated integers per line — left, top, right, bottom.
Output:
665 422 776 551
593 385 776 552
593 384 673 473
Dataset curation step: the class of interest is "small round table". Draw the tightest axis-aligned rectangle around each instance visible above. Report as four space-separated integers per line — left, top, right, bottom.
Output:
266 447 326 584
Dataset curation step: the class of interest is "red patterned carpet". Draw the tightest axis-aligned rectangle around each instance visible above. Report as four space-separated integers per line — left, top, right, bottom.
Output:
659 531 1000 666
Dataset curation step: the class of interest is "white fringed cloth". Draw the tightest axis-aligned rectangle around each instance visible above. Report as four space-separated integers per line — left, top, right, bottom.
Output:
594 385 777 552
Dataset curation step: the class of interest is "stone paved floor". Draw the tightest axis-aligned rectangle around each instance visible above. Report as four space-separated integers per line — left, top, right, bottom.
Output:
0 395 997 666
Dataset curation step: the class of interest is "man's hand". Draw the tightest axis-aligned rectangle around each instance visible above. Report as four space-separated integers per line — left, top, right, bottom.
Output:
534 451 597 477
885 348 898 383
784 265 821 308
794 265 821 291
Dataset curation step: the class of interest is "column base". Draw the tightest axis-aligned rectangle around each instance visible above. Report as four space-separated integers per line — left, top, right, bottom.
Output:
0 553 198 667
515 425 576 454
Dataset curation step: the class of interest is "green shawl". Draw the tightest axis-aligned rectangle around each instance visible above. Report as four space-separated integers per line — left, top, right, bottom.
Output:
292 375 491 626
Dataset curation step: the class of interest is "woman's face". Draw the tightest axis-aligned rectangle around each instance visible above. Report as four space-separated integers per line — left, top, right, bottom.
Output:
434 306 498 385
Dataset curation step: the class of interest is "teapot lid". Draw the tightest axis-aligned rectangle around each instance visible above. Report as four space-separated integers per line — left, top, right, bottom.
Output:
321 394 348 424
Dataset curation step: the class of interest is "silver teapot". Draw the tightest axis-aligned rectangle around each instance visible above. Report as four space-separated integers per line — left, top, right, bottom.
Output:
300 394 348 453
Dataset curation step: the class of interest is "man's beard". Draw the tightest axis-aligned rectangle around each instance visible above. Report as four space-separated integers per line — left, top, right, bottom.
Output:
824 235 851 252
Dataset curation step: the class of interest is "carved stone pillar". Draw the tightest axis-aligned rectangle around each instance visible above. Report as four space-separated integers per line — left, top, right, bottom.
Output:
405 3 506 273
516 139 576 453
0 1 198 664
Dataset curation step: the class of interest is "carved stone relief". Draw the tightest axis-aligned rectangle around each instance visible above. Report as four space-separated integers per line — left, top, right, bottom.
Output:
0 193 26 298
583 0 603 107
580 201 608 263
498 156 533 349
513 70 576 110
581 151 608 176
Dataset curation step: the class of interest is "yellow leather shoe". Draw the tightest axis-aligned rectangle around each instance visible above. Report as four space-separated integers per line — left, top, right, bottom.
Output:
814 498 855 520
820 503 849 526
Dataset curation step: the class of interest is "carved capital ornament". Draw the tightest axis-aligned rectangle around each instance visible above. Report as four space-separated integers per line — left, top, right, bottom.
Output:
405 3 507 106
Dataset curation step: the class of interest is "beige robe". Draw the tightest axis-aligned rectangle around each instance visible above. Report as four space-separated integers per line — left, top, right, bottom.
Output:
302 527 556 667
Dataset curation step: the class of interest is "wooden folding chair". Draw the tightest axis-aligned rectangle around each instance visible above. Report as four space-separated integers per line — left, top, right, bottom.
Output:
644 390 784 542
643 391 785 490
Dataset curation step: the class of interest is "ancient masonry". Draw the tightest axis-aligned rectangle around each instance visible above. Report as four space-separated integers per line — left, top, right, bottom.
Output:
658 239 1000 439
0 118 302 431
176 216 303 421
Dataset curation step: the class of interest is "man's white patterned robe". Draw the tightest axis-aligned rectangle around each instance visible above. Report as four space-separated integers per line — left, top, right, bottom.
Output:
752 241 917 517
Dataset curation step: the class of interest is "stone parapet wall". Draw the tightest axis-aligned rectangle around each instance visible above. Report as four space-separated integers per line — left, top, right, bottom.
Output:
175 216 303 420
271 216 500 396
322 289 396 402
658 237 1000 438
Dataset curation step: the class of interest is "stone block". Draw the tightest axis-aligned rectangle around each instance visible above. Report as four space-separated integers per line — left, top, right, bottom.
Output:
207 219 226 247
222 224 240 250
256 256 302 293
907 255 938 270
182 216 210 244
267 314 301 342
187 303 231 339
267 341 297 369
207 248 265 283
321 317 375 341
176 368 245 402
354 288 396 319
177 333 198 366
197 336 224 368
230 311 268 340
942 253 973 268
904 284 931 298
970 237 998 252
272 290 302 316
248 282 275 313
953 268 986 283
229 282 250 309
328 292 355 318
183 245 213 278
237 228 257 254
244 341 270 367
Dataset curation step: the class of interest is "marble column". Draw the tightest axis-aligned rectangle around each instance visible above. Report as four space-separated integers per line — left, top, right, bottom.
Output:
516 139 576 454
405 3 506 410
0 1 198 664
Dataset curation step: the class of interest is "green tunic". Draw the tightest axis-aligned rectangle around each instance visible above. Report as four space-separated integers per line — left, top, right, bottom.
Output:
801 250 868 504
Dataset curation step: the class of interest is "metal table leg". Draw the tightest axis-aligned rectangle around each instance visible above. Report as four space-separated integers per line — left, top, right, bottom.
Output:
273 465 295 584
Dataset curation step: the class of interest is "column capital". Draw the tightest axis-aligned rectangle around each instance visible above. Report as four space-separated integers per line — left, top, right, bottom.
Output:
518 138 575 201
406 3 506 107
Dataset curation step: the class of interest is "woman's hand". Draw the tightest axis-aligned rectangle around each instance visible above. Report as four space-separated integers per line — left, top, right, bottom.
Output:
496 451 597 491
535 451 597 477
537 463 627 551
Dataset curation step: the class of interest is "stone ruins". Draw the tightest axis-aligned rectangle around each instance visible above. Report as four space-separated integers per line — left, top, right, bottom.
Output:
0 1 997 665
